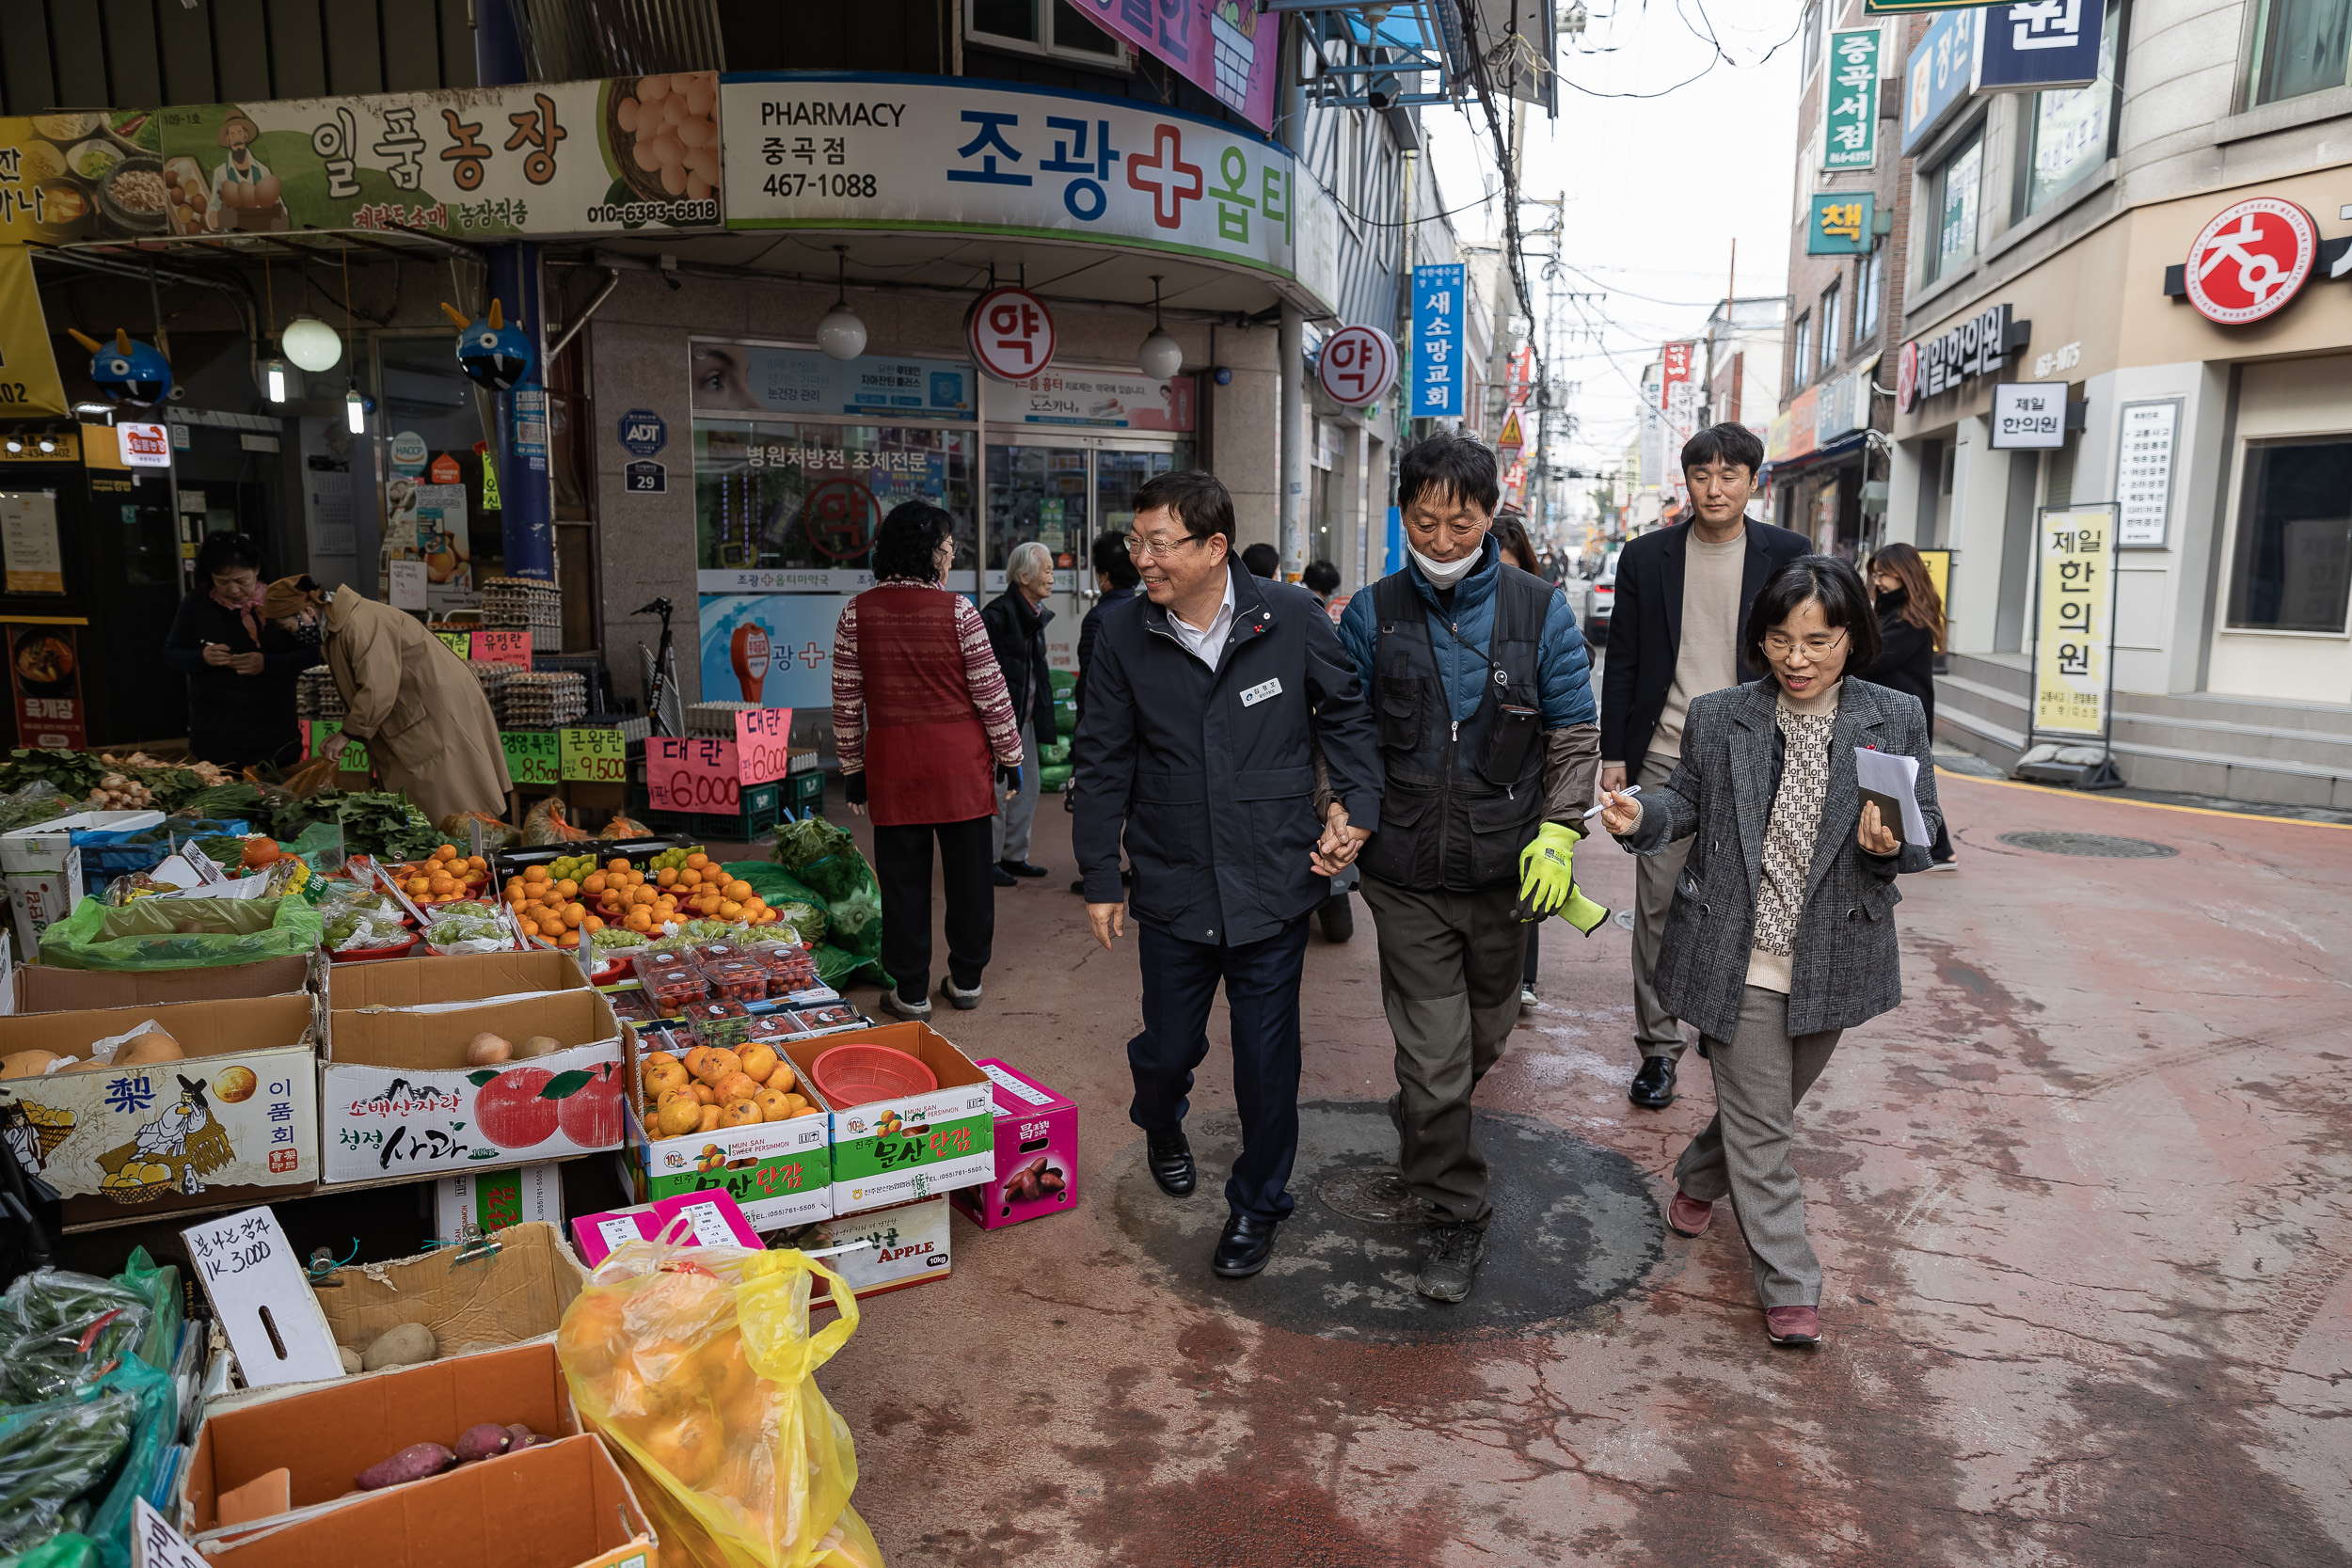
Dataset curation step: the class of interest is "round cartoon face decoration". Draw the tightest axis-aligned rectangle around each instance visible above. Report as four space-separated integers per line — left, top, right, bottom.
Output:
72 328 173 406
439 298 535 391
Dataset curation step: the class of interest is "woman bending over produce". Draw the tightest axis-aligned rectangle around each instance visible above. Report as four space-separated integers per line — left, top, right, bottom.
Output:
262 577 511 824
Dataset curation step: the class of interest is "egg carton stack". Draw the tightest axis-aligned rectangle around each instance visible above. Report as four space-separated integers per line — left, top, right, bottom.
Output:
503 671 588 728
296 666 344 720
479 577 564 651
686 701 762 736
470 660 516 727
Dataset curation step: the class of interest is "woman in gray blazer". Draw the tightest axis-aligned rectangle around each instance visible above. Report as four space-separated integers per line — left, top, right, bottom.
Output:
1597 555 1941 1348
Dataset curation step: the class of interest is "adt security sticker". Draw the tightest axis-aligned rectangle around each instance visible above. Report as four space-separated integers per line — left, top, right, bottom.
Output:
617 407 668 456
1239 678 1282 707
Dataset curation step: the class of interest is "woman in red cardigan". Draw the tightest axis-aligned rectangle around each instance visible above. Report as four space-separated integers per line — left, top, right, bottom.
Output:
833 502 1025 1022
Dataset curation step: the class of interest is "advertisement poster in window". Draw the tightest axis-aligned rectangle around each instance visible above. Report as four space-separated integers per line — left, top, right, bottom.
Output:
1000 367 1197 429
690 342 974 420
6 624 86 749
692 420 973 594
2033 505 2117 738
699 594 845 714
377 474 475 611
0 491 65 594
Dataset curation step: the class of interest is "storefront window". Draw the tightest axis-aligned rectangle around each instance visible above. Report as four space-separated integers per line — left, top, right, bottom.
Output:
1789 313 1812 389
986 444 1090 584
373 334 501 611
2248 0 2351 105
1856 245 1883 341
967 0 1123 61
2023 0 2121 215
1929 130 1983 281
2228 438 2352 633
693 421 977 577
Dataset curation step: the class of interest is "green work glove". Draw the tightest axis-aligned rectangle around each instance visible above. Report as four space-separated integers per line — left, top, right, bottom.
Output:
1561 879 1612 936
1518 821 1581 916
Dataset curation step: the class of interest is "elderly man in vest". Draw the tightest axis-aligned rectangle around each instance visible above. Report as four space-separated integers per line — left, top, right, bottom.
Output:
1336 435 1606 1304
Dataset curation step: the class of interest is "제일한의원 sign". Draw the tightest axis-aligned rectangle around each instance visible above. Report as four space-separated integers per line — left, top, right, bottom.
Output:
2033 507 2117 739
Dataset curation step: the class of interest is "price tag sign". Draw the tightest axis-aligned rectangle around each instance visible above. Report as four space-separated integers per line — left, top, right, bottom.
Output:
135 1497 209 1568
181 1206 343 1388
733 706 793 785
562 726 628 783
306 720 371 774
472 628 532 669
435 630 471 658
501 729 561 785
647 736 739 813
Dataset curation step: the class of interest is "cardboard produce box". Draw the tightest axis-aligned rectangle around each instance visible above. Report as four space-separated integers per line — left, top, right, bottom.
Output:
199 1434 655 1568
437 1163 565 1239
1 809 163 951
949 1058 1078 1230
781 1022 994 1217
182 1338 583 1537
323 989 628 1182
326 947 590 1011
803 1194 951 1300
0 994 320 1223
622 1032 833 1231
0 953 310 1015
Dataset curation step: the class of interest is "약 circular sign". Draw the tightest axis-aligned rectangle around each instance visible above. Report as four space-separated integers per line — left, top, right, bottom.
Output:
967 287 1057 382
2184 198 2317 326
1316 325 1398 407
799 478 883 561
1895 339 1919 413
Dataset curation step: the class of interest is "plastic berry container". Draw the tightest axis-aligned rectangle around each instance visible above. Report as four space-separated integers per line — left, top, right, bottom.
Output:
694 942 750 965
792 1003 862 1034
741 1013 804 1045
631 953 710 1013
701 958 770 1005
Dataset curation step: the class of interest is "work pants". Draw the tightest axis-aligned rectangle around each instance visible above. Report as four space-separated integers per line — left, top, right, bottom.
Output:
1128 917 1311 1224
1630 750 1695 1060
1673 985 1843 1307
872 816 994 1003
992 719 1040 864
1360 877 1528 1227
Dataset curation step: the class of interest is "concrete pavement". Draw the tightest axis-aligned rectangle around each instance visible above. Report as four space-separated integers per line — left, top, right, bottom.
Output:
815 775 2352 1565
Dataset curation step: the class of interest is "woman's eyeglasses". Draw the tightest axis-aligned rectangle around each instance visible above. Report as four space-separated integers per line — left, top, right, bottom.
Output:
1763 629 1848 659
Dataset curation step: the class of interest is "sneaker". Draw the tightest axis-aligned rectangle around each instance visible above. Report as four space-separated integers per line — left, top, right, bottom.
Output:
1518 982 1538 1011
940 976 982 1010
1926 858 1959 872
878 987 932 1022
1414 1222 1488 1303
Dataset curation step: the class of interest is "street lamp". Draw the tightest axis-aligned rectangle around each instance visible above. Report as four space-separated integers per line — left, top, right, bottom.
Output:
816 246 866 361
1137 275 1183 380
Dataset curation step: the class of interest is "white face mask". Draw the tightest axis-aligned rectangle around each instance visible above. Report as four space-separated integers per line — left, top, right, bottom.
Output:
1408 541 1481 587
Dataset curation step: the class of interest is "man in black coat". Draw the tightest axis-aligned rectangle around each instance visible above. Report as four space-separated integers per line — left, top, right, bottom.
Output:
1598 423 1810 1110
981 540 1057 884
1071 469 1382 1280
1068 529 1142 895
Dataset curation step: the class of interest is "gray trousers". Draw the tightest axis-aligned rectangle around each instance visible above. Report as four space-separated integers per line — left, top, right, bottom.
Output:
1360 877 1528 1227
1673 985 1842 1307
992 719 1039 864
1631 750 1694 1060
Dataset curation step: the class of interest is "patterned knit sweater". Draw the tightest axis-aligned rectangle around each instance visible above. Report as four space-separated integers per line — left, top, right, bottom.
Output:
1745 682 1840 994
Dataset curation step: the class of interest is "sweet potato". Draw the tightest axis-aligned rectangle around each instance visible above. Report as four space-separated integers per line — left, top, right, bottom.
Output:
454 1422 514 1463
356 1443 456 1490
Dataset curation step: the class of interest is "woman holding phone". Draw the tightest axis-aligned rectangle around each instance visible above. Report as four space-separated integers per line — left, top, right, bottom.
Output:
1597 555 1940 1347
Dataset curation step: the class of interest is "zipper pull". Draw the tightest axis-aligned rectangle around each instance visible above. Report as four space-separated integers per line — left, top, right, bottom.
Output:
1452 720 1460 743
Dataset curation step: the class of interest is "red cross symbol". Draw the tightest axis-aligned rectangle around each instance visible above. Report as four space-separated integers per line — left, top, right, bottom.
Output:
1125 123 1201 230
796 641 826 669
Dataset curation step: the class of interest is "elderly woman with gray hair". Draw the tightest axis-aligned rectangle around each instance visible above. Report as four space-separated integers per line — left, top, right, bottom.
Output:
982 539 1059 887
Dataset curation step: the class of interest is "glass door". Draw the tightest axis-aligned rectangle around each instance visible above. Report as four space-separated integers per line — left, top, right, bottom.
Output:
985 442 1091 672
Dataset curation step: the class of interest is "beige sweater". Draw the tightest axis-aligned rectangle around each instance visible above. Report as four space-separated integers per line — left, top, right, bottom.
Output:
1650 530 1746 762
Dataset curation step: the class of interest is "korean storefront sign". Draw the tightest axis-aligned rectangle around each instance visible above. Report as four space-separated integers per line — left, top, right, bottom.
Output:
721 78 1296 282
2183 198 2316 326
2114 399 2178 548
1896 301 2026 411
1901 8 1980 155
968 287 1057 382
1001 366 1197 430
1822 27 1882 171
153 75 721 239
689 341 975 420
1989 381 2067 450
1065 0 1281 130
0 247 67 417
1975 1 2104 92
0 111 166 245
1315 325 1397 408
1410 265 1465 419
1807 193 1874 255
2032 506 2117 739
1660 341 1700 483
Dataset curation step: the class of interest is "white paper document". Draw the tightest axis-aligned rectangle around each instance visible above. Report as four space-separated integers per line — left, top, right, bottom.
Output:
1853 747 1931 847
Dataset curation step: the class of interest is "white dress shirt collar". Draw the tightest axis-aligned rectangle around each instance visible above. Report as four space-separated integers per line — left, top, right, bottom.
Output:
1166 572 1237 667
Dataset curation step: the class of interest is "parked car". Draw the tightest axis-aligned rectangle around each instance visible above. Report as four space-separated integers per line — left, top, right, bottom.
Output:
1576 546 1622 642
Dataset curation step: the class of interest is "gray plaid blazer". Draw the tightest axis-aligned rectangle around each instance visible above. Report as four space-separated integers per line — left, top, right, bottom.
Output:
1617 676 1941 1042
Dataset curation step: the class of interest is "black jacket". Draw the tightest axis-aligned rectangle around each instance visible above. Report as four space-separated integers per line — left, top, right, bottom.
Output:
1073 584 1136 724
1071 557 1382 946
1856 589 1937 733
981 589 1057 747
160 591 319 768
1598 516 1813 768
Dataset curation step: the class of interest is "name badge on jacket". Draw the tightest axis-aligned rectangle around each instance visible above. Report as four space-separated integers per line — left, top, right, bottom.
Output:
1239 677 1282 707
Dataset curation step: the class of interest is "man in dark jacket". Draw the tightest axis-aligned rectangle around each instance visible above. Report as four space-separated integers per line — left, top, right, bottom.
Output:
1072 469 1382 1281
982 540 1057 885
1069 529 1141 895
1599 423 1810 1110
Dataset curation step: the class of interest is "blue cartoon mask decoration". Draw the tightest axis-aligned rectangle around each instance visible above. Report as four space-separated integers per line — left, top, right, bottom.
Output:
68 328 173 407
439 299 534 392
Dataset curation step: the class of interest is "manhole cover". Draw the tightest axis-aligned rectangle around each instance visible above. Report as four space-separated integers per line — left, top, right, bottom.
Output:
1109 1101 1662 1341
1998 831 2178 859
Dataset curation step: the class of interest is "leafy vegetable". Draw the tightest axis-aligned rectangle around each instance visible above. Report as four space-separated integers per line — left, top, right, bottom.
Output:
272 791 439 862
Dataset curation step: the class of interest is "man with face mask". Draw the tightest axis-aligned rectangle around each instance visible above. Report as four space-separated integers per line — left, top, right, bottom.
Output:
1335 435 1605 1304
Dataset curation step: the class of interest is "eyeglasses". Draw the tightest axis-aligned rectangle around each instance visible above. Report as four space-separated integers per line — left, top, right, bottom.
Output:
1124 533 1200 561
1763 629 1848 659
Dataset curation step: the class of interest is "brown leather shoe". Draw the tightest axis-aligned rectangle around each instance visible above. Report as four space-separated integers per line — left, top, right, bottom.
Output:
1666 1190 1713 1238
1765 1306 1821 1345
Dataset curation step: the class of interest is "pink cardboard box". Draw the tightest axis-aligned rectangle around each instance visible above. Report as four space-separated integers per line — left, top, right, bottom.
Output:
949 1059 1078 1230
570 1187 762 1267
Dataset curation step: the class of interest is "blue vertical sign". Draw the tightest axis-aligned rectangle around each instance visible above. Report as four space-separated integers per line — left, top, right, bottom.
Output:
1411 264 1466 419
1901 7 1980 155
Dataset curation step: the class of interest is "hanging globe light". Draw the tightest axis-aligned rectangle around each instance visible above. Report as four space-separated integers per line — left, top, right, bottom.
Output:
816 247 866 361
281 315 342 372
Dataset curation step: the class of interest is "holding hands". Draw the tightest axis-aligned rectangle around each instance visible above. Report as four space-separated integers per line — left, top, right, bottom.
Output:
1311 802 1372 878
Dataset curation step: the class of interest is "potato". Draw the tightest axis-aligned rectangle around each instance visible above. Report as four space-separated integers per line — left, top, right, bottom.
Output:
466 1032 513 1067
339 1346 363 1375
361 1322 437 1370
355 1442 456 1490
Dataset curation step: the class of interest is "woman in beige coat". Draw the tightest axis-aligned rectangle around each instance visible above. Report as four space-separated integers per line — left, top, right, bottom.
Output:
262 577 511 822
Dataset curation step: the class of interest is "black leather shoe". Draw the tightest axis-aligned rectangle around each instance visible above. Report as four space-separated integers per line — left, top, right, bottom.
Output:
1629 1056 1677 1108
1211 1212 1280 1278
991 864 1018 887
1146 1132 1196 1197
1317 893 1354 942
999 860 1048 879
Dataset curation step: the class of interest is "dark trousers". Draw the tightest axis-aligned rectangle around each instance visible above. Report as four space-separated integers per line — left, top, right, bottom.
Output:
872 816 994 1002
1128 916 1311 1224
1360 877 1528 1227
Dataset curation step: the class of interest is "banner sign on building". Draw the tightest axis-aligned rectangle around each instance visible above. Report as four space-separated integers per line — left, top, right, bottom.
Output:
1315 325 1397 408
0 247 68 417
0 111 166 244
2032 505 2118 739
156 76 722 238
1896 301 2026 411
1001 366 1197 429
1064 0 1281 131
1976 1 2105 92
721 78 1296 284
1411 264 1465 419
1901 7 1981 154
1661 341 1701 482
1822 27 1883 170
1807 193 1874 254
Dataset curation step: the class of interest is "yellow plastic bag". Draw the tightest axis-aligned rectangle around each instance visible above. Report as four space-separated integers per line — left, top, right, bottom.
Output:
557 1240 884 1568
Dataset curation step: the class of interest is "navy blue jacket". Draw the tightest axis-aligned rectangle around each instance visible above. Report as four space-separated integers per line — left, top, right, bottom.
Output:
1336 536 1597 727
1071 557 1383 946
1073 584 1136 725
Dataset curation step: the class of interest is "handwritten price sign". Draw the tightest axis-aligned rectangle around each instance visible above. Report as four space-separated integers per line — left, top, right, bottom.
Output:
562 726 628 783
735 707 792 782
305 720 372 774
472 629 532 669
501 729 561 785
647 708 793 812
434 630 472 659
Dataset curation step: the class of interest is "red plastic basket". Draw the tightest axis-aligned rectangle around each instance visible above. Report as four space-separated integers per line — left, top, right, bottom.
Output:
328 934 421 963
810 1042 939 1108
